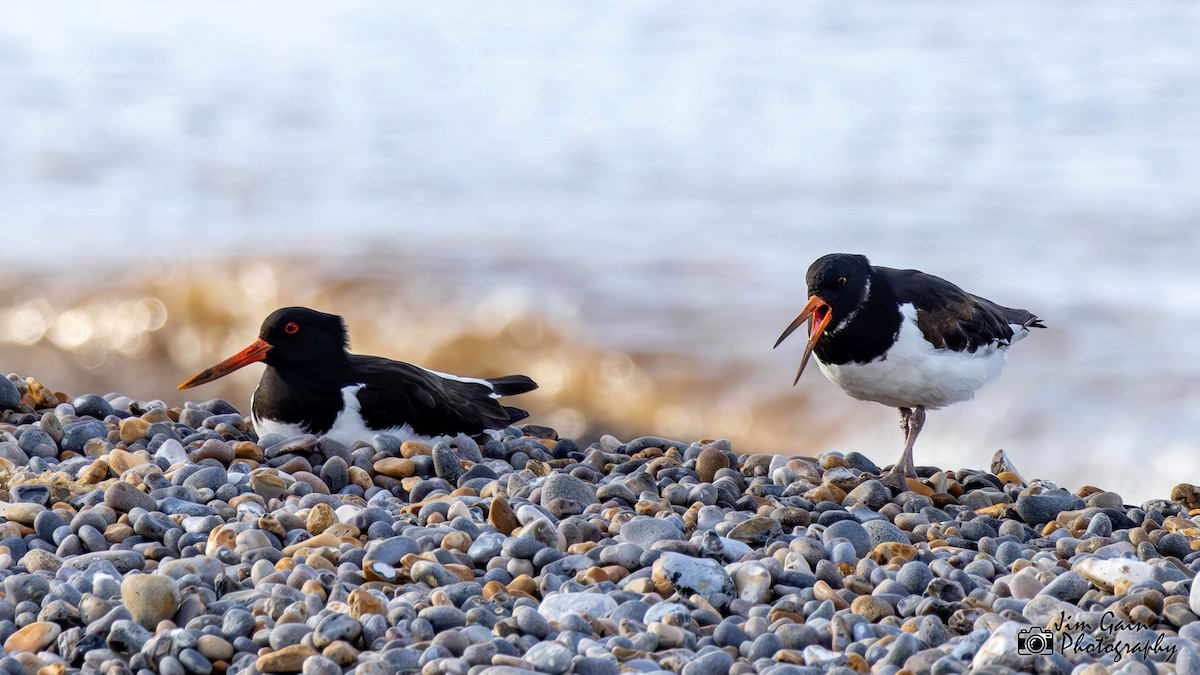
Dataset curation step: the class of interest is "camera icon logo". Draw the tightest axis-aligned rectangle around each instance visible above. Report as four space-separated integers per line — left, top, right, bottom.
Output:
1016 627 1055 655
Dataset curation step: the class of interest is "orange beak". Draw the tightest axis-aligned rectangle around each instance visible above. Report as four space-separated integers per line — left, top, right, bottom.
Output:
177 338 272 389
773 295 833 385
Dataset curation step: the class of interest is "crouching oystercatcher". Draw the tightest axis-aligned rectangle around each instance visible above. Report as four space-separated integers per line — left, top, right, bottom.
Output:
178 307 538 446
774 254 1043 491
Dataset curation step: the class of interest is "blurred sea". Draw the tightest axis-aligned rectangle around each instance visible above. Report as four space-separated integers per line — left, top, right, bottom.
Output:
2 2 1199 502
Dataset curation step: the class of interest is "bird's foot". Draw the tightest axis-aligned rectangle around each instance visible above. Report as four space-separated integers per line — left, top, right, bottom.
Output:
878 468 912 493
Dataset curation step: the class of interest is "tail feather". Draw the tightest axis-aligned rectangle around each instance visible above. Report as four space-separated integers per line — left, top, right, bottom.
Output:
487 375 538 397
503 406 530 425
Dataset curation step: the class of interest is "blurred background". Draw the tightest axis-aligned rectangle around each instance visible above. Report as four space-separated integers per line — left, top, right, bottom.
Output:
1 2 1198 502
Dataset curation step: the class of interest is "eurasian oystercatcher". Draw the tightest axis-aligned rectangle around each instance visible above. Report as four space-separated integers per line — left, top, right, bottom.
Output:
177 307 538 446
774 253 1043 491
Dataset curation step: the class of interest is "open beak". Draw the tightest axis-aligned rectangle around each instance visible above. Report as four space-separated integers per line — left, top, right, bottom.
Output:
773 295 832 385
177 338 272 389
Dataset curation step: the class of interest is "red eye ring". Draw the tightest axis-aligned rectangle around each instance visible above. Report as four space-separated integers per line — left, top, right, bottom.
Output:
284 322 299 334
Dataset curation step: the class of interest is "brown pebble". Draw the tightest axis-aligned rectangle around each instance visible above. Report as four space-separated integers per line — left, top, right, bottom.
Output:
104 523 135 544
776 649 806 664
905 478 934 496
576 567 610 585
482 580 506 600
275 457 313 475
258 514 287 540
507 574 537 596
488 496 520 535
291 471 328 494
300 579 326 599
256 645 317 673
441 531 471 552
399 441 432 458
445 563 474 582
37 664 65 675
995 471 1023 486
813 580 850 610
118 418 149 445
820 455 848 469
348 466 373 489
373 458 415 478
348 589 387 619
306 503 336 535
361 561 396 583
249 471 287 500
20 549 61 573
121 574 180 629
79 460 110 484
196 635 234 661
846 653 870 672
4 622 60 653
2 503 44 526
1171 483 1200 511
233 441 264 461
107 448 149 474
870 542 917 563
191 440 235 464
322 641 359 667
851 595 895 622
805 483 846 503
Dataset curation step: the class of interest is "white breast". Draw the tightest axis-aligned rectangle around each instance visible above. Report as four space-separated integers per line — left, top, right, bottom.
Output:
817 303 1029 410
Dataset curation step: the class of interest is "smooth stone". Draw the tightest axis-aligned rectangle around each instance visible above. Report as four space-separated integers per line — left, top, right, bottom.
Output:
62 551 145 574
727 517 782 545
1008 574 1044 600
619 517 684 551
843 480 890 510
1188 570 1200 616
62 420 108 454
523 642 572 675
104 481 157 513
651 552 735 609
971 621 1032 670
540 474 598 507
1013 492 1076 525
4 621 61 653
896 561 933 595
822 520 871 558
850 595 894 622
862 520 909 548
257 645 319 673
539 592 617 623
735 562 772 604
432 443 464 483
0 377 19 412
1039 570 1090 602
696 447 730 483
121 574 180 628
1075 557 1155 591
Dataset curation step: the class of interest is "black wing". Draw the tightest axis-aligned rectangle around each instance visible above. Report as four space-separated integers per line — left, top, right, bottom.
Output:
352 355 536 436
880 267 1044 353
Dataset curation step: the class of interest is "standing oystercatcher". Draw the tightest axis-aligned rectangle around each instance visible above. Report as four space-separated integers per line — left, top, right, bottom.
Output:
774 254 1043 491
178 307 538 446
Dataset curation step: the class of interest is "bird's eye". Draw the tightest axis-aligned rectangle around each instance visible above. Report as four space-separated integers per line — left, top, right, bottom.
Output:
284 322 299 334
837 277 848 288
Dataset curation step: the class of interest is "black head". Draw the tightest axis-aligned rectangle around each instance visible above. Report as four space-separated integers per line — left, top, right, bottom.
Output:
178 307 350 389
774 253 874 384
805 253 873 327
258 307 350 367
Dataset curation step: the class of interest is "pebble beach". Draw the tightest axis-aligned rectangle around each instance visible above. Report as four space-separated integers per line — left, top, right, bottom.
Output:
0 373 1198 675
